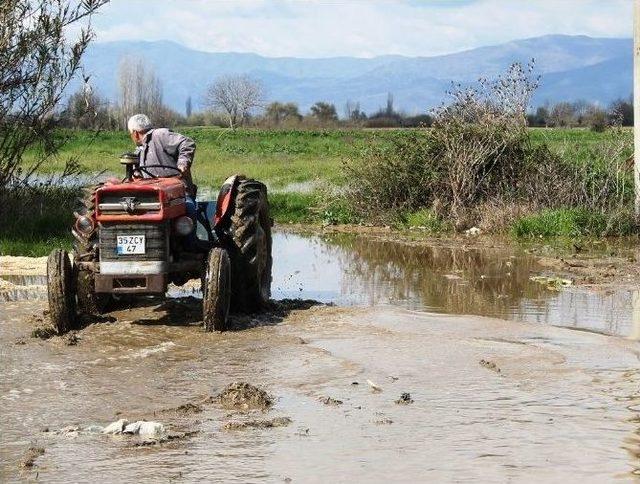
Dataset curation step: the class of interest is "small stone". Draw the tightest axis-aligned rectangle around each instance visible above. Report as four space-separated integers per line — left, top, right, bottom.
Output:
395 393 414 405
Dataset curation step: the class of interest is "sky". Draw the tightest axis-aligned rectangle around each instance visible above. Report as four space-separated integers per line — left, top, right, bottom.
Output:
89 0 632 58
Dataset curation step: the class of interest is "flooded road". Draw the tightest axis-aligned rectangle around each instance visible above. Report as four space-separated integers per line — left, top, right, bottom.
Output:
1 230 640 482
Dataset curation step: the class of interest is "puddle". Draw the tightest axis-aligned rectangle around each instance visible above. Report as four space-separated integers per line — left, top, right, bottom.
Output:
270 231 640 339
2 231 639 339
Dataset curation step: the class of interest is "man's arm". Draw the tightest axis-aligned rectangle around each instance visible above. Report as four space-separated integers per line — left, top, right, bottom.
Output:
163 130 196 172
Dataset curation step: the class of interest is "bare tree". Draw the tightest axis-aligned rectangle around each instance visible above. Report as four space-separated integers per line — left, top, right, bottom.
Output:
204 75 264 129
0 0 108 186
117 56 165 127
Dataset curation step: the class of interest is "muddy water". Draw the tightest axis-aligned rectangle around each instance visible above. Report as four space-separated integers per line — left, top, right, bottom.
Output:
1 230 640 482
271 231 640 339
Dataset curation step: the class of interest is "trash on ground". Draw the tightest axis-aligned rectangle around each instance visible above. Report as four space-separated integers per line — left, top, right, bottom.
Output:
20 446 44 468
374 418 394 425
319 396 343 406
366 379 383 393
529 275 573 290
101 419 129 434
479 359 501 373
123 421 165 437
464 227 481 237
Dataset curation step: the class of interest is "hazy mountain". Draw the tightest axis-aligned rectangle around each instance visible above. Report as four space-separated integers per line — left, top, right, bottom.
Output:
79 35 632 116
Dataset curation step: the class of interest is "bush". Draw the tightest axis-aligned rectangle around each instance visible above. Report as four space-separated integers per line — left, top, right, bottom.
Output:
343 62 635 235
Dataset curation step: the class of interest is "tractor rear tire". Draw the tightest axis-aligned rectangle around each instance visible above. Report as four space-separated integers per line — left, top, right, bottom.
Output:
203 248 231 332
72 184 112 315
228 177 272 313
47 249 77 334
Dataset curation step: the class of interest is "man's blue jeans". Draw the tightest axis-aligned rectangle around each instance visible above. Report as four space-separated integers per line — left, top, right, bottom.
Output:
184 196 198 248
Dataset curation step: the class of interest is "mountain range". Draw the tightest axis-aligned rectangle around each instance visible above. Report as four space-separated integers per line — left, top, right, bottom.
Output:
79 35 632 116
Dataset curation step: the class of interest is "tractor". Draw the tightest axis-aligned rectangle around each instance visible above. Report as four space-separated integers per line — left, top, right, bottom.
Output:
46 153 272 333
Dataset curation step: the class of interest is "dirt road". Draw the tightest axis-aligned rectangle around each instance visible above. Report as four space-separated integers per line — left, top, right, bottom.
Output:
1 297 639 482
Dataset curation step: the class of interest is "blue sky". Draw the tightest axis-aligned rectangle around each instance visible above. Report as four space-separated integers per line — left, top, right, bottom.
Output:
90 0 632 58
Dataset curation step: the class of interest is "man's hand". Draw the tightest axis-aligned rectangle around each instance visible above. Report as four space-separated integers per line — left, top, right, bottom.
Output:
177 161 191 178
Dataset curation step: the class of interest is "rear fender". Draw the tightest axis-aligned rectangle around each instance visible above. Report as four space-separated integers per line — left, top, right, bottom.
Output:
214 175 239 229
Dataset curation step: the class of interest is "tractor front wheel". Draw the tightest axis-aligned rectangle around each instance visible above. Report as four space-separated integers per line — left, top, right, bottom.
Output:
76 270 110 315
203 248 231 332
46 249 77 334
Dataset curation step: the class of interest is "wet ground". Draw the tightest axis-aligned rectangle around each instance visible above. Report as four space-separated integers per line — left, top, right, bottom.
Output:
1 230 639 482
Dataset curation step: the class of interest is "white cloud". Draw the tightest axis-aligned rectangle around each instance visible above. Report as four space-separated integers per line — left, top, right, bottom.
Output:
92 0 632 58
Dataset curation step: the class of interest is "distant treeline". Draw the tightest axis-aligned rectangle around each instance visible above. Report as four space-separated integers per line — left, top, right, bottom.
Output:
54 61 633 132
526 98 633 131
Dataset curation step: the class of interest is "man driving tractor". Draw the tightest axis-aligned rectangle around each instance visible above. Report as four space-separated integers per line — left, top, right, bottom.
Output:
46 113 273 335
127 114 198 233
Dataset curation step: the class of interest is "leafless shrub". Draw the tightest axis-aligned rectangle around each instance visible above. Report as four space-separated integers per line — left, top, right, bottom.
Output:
344 61 634 233
430 61 538 214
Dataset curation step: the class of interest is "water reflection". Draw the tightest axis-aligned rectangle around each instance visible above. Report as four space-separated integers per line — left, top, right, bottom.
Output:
273 231 639 339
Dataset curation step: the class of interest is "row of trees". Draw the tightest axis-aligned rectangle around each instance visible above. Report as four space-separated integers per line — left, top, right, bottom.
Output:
527 98 633 131
57 66 634 132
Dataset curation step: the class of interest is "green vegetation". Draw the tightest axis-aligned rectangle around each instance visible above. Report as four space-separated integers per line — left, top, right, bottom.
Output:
401 209 450 232
0 186 77 256
29 127 617 185
3 126 635 257
27 128 414 189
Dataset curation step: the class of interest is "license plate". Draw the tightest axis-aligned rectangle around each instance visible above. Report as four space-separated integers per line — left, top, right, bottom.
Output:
116 235 146 255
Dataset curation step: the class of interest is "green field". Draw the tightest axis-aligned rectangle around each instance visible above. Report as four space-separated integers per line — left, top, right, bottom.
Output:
26 127 616 191
2 127 631 256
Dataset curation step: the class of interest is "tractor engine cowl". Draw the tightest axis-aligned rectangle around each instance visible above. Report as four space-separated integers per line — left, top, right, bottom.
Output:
95 178 186 222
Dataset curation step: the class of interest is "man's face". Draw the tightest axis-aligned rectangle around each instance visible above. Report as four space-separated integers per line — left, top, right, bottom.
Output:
130 130 143 146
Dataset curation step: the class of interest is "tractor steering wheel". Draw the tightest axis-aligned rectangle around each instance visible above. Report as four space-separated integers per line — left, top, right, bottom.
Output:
137 164 183 179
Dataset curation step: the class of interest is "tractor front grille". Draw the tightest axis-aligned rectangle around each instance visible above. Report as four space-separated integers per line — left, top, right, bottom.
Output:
98 191 161 215
99 222 169 262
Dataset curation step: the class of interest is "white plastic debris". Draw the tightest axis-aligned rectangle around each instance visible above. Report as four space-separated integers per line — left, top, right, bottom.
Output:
123 421 165 437
464 227 481 237
366 379 383 393
101 419 129 435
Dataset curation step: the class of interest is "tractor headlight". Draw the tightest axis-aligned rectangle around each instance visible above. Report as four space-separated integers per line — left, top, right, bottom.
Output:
174 216 194 236
75 215 95 235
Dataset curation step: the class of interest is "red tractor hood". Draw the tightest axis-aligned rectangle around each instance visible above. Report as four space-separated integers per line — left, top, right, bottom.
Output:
95 178 187 222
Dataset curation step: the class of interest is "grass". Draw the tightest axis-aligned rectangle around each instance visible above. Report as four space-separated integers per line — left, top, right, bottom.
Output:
3 127 631 257
510 208 636 238
400 209 450 232
25 127 624 192
0 186 78 256
27 128 415 190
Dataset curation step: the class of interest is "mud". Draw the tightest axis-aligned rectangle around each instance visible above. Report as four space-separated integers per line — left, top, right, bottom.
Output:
1 230 640 481
222 417 292 431
214 382 274 411
19 446 44 469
